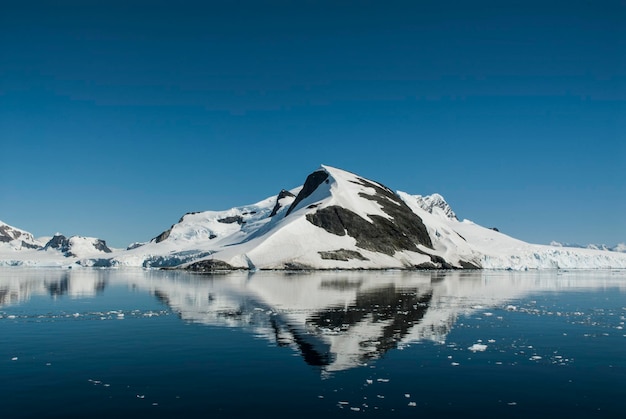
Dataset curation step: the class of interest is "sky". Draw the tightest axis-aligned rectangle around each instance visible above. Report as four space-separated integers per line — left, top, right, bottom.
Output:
1 0 624 248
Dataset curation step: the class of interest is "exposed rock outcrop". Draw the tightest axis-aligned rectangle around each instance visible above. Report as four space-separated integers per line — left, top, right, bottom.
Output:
306 176 432 256
318 249 369 261
185 259 237 272
285 170 329 216
270 189 296 217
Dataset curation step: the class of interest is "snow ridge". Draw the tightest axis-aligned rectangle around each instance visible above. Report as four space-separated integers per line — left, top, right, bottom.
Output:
409 194 458 220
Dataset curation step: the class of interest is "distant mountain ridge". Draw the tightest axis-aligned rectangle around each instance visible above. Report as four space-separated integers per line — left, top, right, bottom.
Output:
549 241 626 253
1 165 626 270
0 221 113 265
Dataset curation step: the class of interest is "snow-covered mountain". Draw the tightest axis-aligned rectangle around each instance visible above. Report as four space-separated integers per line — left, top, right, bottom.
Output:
1 165 625 270
0 221 43 250
0 224 113 266
43 234 112 257
115 165 481 270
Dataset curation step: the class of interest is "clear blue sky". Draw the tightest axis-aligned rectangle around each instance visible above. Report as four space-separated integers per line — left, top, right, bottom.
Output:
1 0 624 248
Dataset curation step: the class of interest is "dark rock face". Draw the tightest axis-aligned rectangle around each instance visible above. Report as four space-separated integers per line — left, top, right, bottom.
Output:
93 239 112 253
285 170 329 217
0 225 42 248
0 225 18 242
217 216 244 225
306 176 433 256
428 255 454 269
153 228 172 243
0 230 15 243
282 262 315 270
20 241 41 250
303 175 432 257
44 235 71 254
459 260 481 269
0 224 35 245
306 178 432 256
318 249 369 262
357 177 433 247
270 189 296 217
185 259 237 272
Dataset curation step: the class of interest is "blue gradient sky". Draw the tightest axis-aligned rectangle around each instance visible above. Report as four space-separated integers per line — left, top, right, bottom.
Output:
1 0 624 248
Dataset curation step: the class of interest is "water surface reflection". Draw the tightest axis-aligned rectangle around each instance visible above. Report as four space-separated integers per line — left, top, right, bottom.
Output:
1 268 624 373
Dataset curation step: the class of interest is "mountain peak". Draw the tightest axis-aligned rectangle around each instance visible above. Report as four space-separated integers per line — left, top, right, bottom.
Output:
44 235 112 257
409 193 458 220
0 220 42 249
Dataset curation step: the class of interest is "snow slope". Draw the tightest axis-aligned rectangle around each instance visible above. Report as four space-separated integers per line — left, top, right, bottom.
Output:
1 165 625 270
399 193 626 270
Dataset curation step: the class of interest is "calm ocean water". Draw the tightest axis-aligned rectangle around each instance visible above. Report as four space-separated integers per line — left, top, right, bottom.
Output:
1 268 625 418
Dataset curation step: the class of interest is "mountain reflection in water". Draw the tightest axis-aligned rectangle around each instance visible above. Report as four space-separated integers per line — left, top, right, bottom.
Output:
1 268 624 373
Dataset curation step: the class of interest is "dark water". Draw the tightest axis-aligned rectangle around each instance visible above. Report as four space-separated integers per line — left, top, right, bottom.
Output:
1 268 625 418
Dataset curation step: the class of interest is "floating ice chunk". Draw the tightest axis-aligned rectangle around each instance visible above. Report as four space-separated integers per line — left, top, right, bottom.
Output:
377 378 390 383
366 379 373 384
468 344 487 352
11 357 18 361
488 339 496 343
137 395 145 399
508 402 517 406
408 402 416 407
451 362 460 366
529 356 542 361
404 394 410 398
338 401 349 405
350 407 360 411
483 312 493 317
506 305 517 311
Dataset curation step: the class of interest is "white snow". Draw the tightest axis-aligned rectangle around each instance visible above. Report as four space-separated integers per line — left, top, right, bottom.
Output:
409 193 457 220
